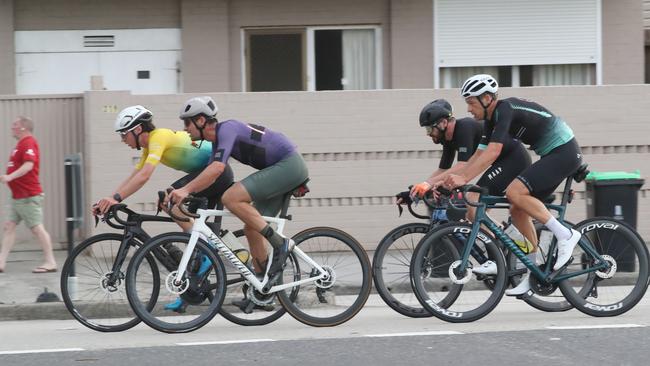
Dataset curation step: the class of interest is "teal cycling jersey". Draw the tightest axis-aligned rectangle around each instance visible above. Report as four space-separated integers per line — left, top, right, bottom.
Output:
480 97 574 156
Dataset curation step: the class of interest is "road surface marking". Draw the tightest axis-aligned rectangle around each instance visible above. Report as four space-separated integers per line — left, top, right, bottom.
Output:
365 331 463 337
176 339 275 346
0 348 84 355
546 324 645 330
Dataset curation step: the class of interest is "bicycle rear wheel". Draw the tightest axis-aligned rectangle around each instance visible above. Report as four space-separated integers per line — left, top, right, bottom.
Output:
277 227 372 327
60 233 159 332
372 222 432 318
411 222 508 323
558 217 649 317
126 233 226 333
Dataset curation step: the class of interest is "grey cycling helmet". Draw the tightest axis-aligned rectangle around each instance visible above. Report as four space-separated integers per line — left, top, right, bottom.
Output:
460 74 498 98
179 96 218 120
419 99 453 127
114 105 152 132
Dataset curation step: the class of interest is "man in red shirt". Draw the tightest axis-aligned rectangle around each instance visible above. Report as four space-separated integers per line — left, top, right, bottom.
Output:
0 116 57 273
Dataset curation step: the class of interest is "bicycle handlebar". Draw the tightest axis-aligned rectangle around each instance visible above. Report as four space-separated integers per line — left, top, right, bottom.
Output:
458 184 489 208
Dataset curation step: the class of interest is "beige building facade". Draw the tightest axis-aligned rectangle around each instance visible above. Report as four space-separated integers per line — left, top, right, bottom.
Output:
0 0 645 95
2 85 649 249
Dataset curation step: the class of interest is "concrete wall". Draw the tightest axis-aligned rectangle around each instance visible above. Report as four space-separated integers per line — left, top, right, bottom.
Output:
602 0 644 84
0 0 15 95
181 0 231 92
389 0 433 89
13 0 181 30
83 86 650 249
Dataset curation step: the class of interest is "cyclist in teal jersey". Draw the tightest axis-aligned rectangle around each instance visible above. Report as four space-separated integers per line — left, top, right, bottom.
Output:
443 74 582 296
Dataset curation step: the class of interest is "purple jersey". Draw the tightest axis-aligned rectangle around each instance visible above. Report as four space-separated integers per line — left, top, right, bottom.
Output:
210 120 297 170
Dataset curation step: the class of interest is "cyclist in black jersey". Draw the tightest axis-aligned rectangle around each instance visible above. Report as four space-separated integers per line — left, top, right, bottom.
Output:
444 74 583 296
411 98 531 275
411 99 531 205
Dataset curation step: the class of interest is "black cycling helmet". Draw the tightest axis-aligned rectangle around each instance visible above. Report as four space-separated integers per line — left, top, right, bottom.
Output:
419 99 453 127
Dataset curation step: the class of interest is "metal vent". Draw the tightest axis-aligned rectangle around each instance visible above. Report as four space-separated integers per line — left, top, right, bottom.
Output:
83 35 115 47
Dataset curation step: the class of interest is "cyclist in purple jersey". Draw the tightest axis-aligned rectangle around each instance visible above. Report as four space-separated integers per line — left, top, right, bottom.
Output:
168 97 308 286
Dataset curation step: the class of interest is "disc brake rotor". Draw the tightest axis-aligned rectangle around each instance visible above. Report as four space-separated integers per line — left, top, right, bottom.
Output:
448 260 472 284
595 255 617 279
165 271 189 295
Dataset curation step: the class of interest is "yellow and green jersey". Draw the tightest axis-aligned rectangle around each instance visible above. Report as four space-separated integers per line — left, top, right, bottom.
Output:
136 128 211 173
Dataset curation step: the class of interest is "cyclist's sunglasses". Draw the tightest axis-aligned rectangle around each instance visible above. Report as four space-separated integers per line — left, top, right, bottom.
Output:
118 124 139 139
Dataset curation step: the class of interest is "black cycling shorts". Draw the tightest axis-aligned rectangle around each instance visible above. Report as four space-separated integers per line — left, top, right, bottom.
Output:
477 140 532 196
171 164 235 210
516 138 582 199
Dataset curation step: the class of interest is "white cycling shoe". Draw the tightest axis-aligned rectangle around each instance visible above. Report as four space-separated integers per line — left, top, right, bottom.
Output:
472 260 497 275
553 229 581 270
505 273 531 296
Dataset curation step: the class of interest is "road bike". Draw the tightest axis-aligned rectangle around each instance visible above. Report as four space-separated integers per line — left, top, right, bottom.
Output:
125 180 372 333
60 203 289 331
410 164 649 322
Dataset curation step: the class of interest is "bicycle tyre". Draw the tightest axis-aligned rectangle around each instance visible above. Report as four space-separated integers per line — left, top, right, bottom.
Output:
60 233 159 332
277 227 372 327
411 222 508 323
126 233 227 333
558 217 649 317
372 222 432 318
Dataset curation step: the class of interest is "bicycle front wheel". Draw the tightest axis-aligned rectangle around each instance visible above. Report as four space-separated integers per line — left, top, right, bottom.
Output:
277 227 372 327
558 217 649 317
60 233 158 332
372 222 432 318
126 233 227 333
411 222 508 323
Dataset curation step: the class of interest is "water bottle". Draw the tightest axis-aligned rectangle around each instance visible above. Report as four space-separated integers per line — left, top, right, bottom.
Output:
504 224 533 254
221 230 251 264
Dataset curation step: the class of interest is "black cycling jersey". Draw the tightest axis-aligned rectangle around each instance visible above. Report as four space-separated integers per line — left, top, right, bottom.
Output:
480 97 574 156
439 118 483 169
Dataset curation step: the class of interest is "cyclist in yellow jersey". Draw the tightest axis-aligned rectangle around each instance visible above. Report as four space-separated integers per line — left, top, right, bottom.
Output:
94 105 233 232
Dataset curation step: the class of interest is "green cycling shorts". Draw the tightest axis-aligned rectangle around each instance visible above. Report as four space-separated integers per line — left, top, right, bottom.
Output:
241 153 309 217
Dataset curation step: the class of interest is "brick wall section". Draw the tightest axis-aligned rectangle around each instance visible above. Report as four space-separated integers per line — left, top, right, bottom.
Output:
389 0 433 89
181 0 231 92
13 0 181 30
602 0 644 84
0 0 15 94
83 86 650 248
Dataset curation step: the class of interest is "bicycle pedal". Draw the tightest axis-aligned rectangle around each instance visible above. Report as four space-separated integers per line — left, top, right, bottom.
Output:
516 290 533 300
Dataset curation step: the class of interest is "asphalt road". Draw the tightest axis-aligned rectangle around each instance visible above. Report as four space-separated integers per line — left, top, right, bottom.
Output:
1 294 649 366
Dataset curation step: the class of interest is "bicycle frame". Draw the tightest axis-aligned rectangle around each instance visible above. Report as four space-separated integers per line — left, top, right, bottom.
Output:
457 176 609 284
175 207 330 294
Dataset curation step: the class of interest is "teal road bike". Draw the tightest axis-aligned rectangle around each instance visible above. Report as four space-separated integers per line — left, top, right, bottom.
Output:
410 164 650 323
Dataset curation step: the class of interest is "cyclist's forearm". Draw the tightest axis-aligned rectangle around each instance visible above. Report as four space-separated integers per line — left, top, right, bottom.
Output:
184 162 224 194
113 169 139 194
459 149 498 181
428 161 468 187
115 165 153 200
425 168 447 185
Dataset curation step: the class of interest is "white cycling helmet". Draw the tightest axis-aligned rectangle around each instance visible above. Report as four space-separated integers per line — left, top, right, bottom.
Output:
179 96 218 120
460 74 498 98
114 105 152 132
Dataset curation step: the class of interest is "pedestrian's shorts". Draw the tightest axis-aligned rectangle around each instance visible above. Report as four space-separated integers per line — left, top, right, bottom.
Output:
8 193 44 228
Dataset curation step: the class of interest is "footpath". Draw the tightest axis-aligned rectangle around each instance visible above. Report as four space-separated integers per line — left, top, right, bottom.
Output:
0 249 70 321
